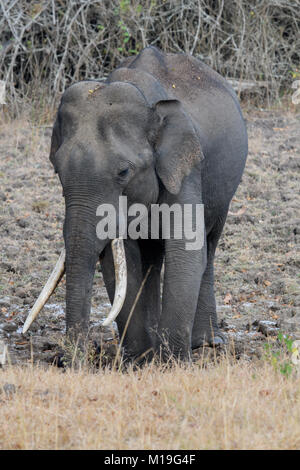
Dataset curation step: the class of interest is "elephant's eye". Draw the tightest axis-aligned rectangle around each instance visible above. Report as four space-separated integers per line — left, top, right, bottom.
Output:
116 161 135 183
118 168 129 178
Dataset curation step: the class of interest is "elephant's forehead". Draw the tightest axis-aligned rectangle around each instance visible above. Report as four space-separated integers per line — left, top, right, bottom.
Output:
61 80 146 107
60 81 150 132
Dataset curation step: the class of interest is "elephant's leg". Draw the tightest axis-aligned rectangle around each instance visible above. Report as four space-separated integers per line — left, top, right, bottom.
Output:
157 239 207 361
138 239 164 349
192 216 227 348
100 239 162 361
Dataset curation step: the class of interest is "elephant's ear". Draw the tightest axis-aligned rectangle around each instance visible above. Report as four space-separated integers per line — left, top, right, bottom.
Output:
152 100 204 195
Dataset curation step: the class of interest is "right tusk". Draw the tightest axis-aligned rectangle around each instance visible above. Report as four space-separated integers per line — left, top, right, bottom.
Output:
102 238 127 326
22 248 65 334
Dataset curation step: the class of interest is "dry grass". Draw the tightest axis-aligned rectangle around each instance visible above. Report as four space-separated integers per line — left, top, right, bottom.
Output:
1 356 300 450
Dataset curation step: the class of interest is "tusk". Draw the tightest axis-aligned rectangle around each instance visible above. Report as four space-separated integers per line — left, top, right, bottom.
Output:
22 248 65 334
102 238 127 326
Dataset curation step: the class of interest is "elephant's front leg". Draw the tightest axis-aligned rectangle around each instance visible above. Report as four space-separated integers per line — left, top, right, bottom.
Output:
157 238 207 360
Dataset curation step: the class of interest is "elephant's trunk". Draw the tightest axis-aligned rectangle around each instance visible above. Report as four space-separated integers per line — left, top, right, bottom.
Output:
23 201 127 334
64 205 99 339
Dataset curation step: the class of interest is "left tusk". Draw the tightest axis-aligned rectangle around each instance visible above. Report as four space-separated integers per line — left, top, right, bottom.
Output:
22 248 66 334
102 238 127 326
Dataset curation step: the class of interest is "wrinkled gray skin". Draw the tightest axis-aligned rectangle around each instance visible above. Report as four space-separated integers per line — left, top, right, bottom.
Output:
50 47 248 362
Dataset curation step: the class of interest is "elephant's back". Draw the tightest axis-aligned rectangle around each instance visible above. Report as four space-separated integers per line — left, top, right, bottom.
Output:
125 47 239 112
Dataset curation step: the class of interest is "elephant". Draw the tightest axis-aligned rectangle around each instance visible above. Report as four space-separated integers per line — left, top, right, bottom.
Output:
23 46 248 362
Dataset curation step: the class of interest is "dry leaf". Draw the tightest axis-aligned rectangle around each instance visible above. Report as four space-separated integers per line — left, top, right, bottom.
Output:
224 293 232 304
228 206 247 216
259 389 271 396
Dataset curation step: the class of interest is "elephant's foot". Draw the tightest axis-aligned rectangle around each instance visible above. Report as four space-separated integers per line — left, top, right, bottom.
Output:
192 328 227 349
50 340 114 369
154 335 193 364
121 347 155 369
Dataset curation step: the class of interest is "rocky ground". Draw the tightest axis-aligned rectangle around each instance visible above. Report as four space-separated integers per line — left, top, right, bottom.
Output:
0 107 299 366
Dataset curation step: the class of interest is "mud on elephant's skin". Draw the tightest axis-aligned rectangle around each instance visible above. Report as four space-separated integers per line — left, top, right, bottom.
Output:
24 46 248 362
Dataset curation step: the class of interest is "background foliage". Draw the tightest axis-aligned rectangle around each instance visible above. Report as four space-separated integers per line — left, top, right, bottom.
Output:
1 0 300 113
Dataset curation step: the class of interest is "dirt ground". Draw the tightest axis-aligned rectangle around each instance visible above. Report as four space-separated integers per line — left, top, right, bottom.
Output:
0 106 299 366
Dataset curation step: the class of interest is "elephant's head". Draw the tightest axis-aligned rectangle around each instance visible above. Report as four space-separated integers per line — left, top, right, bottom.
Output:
23 77 203 339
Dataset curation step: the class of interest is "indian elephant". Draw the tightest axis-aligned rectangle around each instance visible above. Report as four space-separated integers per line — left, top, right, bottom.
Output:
23 46 248 362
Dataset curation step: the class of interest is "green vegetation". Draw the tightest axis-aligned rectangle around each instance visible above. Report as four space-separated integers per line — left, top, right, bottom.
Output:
264 333 299 378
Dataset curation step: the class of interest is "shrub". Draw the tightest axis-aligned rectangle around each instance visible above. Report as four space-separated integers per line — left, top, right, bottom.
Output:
1 0 299 114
